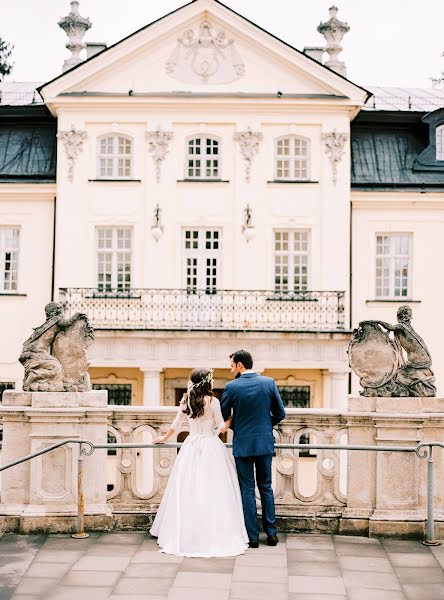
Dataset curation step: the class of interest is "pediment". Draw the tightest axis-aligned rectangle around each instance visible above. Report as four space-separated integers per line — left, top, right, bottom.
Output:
39 0 368 105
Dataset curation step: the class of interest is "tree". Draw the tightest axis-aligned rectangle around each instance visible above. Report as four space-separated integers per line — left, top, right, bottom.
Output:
0 38 14 80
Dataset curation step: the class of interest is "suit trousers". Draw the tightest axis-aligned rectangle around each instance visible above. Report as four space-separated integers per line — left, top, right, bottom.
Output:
234 453 276 540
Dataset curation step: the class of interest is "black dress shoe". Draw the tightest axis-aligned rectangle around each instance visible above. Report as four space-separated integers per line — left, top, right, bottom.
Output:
248 539 259 548
267 535 279 546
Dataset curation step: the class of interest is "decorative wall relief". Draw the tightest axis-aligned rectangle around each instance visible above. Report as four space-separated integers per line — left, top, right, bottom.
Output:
57 126 87 182
234 127 263 182
322 130 348 185
146 129 173 183
166 20 245 84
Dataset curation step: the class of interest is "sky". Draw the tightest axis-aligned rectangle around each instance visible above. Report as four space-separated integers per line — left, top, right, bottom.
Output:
1 0 443 88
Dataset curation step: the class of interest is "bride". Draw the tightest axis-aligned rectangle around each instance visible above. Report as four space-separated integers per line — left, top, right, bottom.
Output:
150 368 249 557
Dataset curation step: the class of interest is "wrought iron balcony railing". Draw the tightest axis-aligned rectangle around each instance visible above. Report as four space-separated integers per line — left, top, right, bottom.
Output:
59 288 346 332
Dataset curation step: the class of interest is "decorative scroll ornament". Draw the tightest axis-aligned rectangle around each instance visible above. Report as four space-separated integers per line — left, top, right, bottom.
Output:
322 130 348 185
146 129 173 183
57 126 87 183
234 127 263 183
166 20 245 84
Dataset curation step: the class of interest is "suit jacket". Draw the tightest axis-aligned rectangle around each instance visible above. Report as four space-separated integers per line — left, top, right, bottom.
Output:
220 372 286 457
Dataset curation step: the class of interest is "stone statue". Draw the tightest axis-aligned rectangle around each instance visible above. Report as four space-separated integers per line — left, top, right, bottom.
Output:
349 305 436 397
19 302 94 392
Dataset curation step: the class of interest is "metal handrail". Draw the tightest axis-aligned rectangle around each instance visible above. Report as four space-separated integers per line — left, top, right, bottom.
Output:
1 440 443 545
0 439 94 539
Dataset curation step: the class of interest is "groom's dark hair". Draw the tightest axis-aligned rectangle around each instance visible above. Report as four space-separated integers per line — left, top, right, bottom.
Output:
230 350 253 370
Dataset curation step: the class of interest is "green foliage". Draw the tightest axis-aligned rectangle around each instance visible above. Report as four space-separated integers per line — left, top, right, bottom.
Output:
0 38 14 80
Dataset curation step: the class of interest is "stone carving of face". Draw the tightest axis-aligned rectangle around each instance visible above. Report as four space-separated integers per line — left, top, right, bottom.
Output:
45 302 64 319
397 305 412 323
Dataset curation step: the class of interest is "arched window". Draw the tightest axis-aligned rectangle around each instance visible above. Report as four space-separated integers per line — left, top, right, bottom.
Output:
97 134 132 179
186 136 220 179
275 136 310 180
436 124 444 160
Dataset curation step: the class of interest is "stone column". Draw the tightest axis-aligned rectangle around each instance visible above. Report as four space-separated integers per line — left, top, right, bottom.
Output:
141 369 162 406
321 369 331 408
330 370 349 411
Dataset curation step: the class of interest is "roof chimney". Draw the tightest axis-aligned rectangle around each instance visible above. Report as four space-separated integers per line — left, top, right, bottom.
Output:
86 43 107 59
317 6 350 77
303 47 325 63
58 1 92 72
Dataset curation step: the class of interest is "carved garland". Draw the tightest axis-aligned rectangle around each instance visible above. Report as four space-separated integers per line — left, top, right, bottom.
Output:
234 127 263 183
57 126 87 183
146 129 174 183
322 130 348 185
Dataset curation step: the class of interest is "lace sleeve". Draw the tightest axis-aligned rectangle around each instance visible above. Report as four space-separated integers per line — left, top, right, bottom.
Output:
210 397 226 431
170 401 187 431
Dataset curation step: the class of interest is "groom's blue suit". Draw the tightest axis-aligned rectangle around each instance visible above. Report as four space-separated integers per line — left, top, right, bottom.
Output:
220 372 286 541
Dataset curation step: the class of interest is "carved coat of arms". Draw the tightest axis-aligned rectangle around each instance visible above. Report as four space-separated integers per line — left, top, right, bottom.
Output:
166 20 245 84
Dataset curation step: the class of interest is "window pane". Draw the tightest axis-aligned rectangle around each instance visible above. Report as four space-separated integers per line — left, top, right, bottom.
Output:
437 125 444 160
375 233 411 298
0 228 20 292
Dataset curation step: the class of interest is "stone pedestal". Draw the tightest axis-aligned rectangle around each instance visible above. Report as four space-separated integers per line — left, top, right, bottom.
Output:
0 390 111 532
342 396 444 537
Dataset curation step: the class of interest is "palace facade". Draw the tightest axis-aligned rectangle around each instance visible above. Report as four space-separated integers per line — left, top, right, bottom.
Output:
1 0 443 409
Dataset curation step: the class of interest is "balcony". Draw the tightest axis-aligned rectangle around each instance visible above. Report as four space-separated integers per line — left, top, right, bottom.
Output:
59 288 346 332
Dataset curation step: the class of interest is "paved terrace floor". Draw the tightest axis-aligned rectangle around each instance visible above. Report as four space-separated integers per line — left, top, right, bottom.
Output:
0 532 444 600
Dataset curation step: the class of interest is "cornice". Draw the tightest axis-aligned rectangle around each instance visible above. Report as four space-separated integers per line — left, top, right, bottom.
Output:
0 183 56 199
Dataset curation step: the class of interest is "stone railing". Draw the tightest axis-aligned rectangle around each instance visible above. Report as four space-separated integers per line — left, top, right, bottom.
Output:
105 408 348 519
1 394 444 538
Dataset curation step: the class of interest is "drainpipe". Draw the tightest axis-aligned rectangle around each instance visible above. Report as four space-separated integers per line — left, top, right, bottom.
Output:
51 195 56 301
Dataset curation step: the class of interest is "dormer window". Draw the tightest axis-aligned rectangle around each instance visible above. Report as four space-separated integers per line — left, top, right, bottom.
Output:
414 108 444 172
436 124 444 160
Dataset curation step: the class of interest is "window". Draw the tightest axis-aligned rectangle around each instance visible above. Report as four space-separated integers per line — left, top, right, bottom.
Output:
0 228 19 292
274 230 310 292
183 229 221 293
97 134 132 179
436 125 444 160
187 137 219 179
278 386 310 408
375 233 412 298
96 228 132 292
93 383 132 405
0 381 15 403
275 136 309 180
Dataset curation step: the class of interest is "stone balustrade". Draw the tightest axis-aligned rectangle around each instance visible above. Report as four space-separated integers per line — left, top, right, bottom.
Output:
0 392 443 538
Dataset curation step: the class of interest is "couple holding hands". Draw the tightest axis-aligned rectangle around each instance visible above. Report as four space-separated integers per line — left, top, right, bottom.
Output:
150 349 286 557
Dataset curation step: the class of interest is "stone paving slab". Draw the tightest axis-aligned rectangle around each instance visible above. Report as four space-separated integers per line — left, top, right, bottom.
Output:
0 532 442 599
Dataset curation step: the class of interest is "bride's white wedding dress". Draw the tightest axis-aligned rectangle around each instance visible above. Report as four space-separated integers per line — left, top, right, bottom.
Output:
150 396 249 557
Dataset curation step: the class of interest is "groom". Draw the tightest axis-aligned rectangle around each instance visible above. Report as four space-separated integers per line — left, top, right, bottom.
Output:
220 350 286 547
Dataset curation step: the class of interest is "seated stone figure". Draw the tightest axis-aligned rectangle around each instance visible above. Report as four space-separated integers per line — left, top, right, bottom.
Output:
19 302 93 392
349 305 436 397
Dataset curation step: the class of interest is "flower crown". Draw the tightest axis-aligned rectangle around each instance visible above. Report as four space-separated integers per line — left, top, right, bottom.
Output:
189 370 213 390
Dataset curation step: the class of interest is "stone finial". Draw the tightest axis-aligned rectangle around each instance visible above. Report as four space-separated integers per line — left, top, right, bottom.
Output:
58 1 92 72
317 6 350 77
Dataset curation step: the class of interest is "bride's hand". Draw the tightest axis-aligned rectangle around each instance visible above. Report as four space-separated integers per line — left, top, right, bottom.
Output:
153 435 167 444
